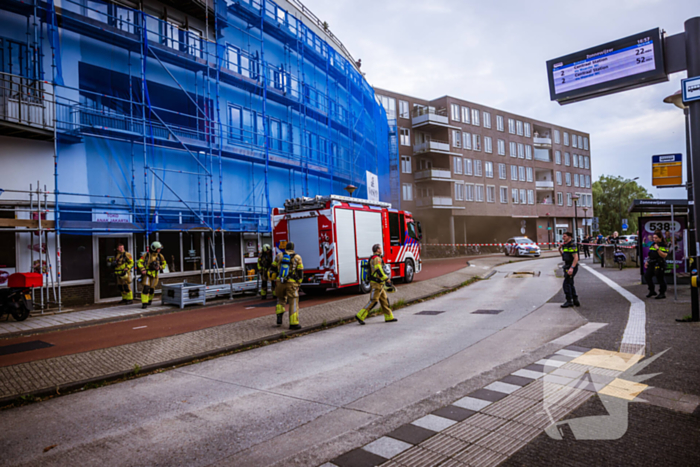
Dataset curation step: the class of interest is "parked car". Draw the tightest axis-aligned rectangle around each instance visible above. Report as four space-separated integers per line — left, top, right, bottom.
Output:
618 235 637 245
504 237 541 257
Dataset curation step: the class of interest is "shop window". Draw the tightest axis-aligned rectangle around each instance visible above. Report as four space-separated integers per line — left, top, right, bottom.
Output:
62 234 94 281
224 232 242 269
182 232 203 272
157 232 182 273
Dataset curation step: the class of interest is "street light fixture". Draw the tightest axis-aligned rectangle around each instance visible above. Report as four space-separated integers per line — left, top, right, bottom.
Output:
618 177 639 232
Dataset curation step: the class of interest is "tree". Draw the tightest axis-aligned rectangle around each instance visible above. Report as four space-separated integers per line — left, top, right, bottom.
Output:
592 175 652 236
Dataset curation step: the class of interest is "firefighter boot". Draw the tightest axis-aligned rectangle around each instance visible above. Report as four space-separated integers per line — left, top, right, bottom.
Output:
289 298 301 330
275 304 284 327
141 286 150 309
355 309 368 325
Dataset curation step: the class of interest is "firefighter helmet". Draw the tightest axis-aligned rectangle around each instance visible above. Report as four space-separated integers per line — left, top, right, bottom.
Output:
262 244 271 252
150 241 163 252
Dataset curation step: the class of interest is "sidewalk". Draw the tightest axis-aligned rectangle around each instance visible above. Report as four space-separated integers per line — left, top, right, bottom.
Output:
0 254 545 404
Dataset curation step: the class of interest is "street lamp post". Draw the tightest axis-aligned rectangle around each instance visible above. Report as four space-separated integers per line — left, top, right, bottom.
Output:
583 206 589 236
572 194 580 244
618 177 639 233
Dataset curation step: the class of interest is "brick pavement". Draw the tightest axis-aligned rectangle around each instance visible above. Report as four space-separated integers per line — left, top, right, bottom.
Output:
0 255 541 403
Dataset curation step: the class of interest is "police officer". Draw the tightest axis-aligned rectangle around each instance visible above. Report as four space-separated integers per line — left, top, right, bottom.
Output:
559 232 580 308
137 241 167 309
355 244 398 325
114 242 134 304
257 244 273 300
271 242 304 330
645 231 668 299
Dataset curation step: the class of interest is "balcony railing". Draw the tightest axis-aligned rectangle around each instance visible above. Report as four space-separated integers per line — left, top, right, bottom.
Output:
0 73 55 132
535 180 555 190
413 139 451 154
414 168 453 182
416 196 453 208
533 136 552 147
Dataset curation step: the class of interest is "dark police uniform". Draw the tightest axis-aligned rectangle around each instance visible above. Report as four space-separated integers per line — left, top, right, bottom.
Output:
561 241 579 306
645 242 668 297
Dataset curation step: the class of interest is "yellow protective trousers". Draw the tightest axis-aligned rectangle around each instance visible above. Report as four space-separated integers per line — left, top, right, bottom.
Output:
116 271 133 300
356 282 394 322
275 281 300 325
141 275 159 304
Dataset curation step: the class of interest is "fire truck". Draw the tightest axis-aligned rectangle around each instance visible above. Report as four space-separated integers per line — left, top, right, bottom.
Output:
272 195 422 294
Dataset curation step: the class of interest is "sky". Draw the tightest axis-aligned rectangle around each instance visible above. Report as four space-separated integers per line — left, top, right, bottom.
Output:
301 0 695 200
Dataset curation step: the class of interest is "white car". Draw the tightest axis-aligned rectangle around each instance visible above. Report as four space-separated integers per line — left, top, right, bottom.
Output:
504 237 541 257
618 235 637 245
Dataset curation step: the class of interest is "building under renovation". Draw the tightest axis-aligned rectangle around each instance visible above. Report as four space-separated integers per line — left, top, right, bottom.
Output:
0 0 392 306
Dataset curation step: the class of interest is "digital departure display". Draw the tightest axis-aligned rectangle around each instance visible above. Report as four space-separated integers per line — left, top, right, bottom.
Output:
547 28 667 104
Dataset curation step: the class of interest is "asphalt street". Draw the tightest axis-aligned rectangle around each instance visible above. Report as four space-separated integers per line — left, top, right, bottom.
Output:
0 256 585 467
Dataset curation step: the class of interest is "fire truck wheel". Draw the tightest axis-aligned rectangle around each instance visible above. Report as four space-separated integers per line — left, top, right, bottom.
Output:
403 259 415 284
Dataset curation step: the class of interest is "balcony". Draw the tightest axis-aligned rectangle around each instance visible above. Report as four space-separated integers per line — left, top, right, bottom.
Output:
414 168 454 182
415 196 457 209
411 107 456 131
533 136 552 148
535 180 555 190
0 73 56 140
413 139 457 155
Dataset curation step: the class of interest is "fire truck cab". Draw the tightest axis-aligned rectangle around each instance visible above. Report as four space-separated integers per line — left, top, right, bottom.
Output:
272 195 422 294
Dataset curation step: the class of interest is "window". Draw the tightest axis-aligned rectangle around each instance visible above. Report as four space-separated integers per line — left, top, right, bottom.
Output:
452 129 461 148
419 159 433 170
524 122 531 137
465 158 473 175
451 103 460 121
511 165 518 181
402 183 413 201
500 186 508 203
583 137 589 150
455 183 464 201
512 188 519 204
517 143 524 159
377 95 396 119
484 136 493 153
519 166 526 181
584 156 590 169
508 118 516 134
499 163 506 179
400 128 410 146
62 234 94 281
497 115 504 132
401 156 412 173
572 134 578 148
472 108 480 126
564 152 571 166
228 104 242 141
563 132 569 146
566 172 571 186
554 129 560 144
516 120 523 136
453 156 463 174
462 132 472 150
525 145 532 160
556 171 562 185
574 174 579 187
509 141 517 157
485 161 494 178
399 100 409 119
557 192 563 205
586 175 591 188
567 193 572 206
475 160 483 177
473 134 481 151
573 153 578 167
487 185 496 203
528 189 534 205
465 184 475 201
526 167 533 182
497 139 506 155
483 111 491 129
476 185 485 202
578 135 583 149
520 189 527 204
555 150 561 165
461 106 470 124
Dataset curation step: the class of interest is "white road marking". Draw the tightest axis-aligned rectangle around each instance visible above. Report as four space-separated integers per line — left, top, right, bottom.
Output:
132 326 147 330
245 307 255 309
580 264 646 355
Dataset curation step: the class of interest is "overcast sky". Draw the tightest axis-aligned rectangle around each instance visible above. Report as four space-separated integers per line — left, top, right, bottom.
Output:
303 0 694 200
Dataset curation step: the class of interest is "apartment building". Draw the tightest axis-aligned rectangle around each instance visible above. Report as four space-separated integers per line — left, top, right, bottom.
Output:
376 89 593 246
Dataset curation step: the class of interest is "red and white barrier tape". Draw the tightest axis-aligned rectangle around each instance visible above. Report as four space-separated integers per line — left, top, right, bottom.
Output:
422 242 636 249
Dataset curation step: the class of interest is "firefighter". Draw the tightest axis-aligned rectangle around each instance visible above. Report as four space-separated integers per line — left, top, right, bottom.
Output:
257 244 273 300
645 231 668 299
137 241 167 309
559 232 580 308
355 244 398 325
271 241 304 330
114 242 134 304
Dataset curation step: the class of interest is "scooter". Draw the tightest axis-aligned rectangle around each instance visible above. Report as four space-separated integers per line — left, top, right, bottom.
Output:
0 273 41 322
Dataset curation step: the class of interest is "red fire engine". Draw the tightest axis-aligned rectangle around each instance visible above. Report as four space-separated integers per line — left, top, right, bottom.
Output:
272 195 422 293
